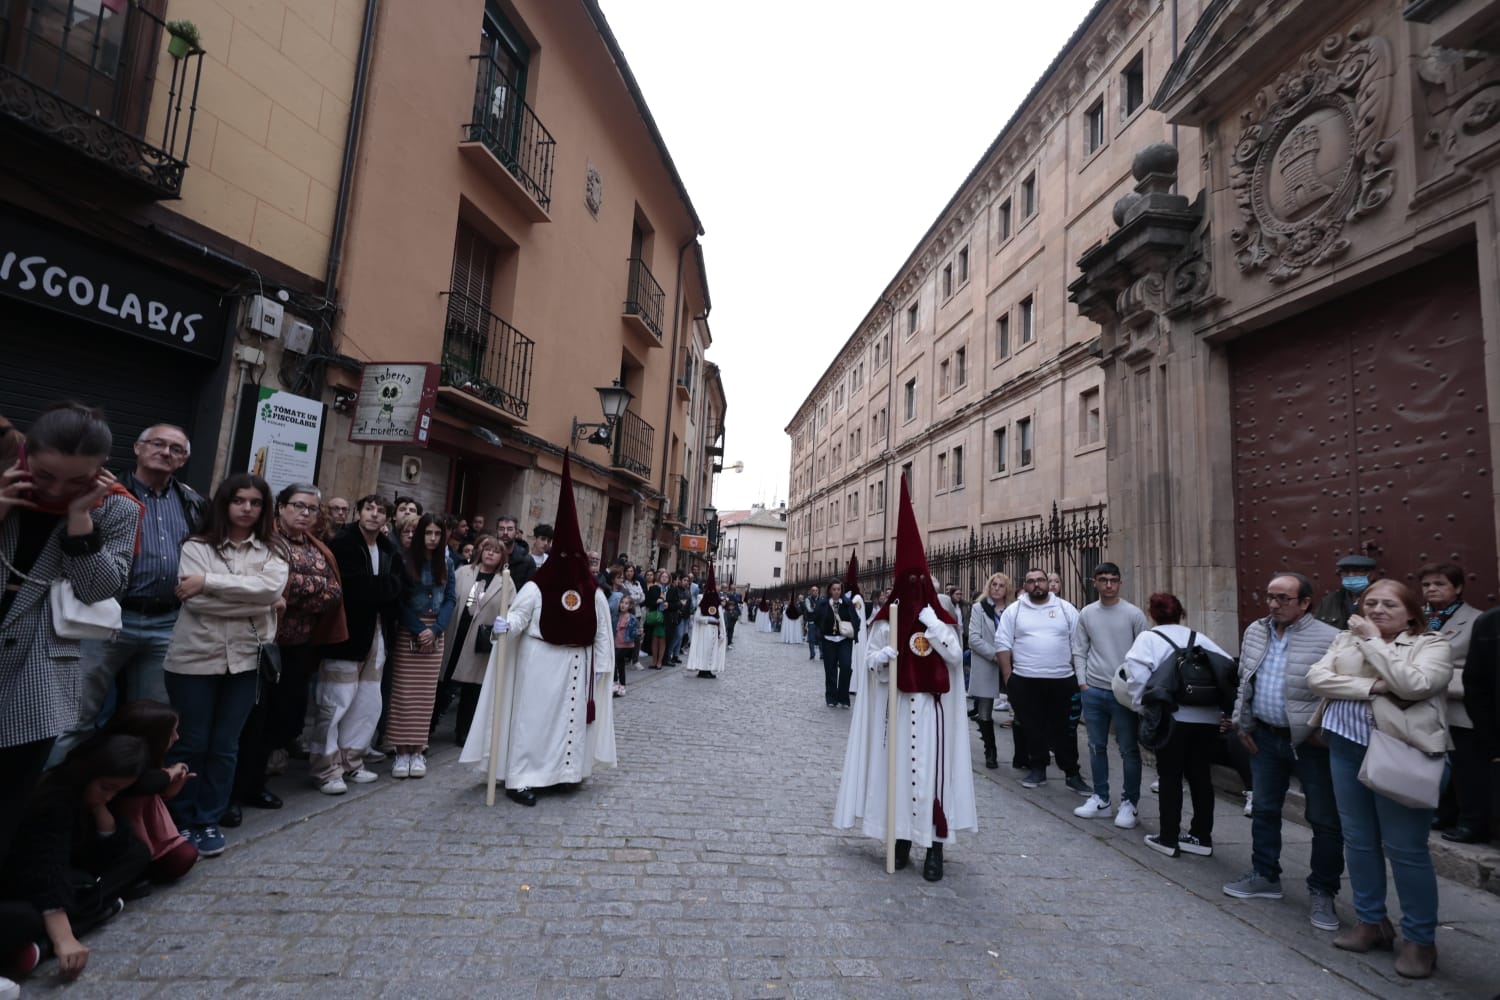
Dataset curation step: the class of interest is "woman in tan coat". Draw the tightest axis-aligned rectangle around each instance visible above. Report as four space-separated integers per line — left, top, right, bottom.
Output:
163 474 289 858
1307 579 1452 979
434 535 513 746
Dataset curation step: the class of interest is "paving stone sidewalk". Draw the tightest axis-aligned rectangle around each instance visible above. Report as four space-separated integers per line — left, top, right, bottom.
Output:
22 632 1500 998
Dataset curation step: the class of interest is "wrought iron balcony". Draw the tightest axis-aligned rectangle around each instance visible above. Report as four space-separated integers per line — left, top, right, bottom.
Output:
463 49 554 216
611 407 653 479
622 257 664 343
440 290 534 422
0 0 203 199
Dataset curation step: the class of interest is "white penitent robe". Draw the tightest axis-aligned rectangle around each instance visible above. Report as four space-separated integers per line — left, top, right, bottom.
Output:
687 610 728 675
460 583 616 788
755 609 774 632
780 614 803 644
833 616 977 848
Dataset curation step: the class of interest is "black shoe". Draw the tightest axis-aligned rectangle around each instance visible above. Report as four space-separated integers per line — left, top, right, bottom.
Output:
698 670 713 678
121 878 153 901
922 843 943 882
894 839 911 870
244 789 283 810
218 803 243 828
505 787 537 807
1441 825 1490 844
1011 760 1029 771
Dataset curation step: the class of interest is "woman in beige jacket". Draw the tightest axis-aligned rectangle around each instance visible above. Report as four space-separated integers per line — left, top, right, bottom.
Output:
163 474 288 858
434 535 513 746
1307 579 1452 979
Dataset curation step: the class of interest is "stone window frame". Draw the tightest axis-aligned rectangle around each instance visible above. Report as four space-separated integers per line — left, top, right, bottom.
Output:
1083 95 1107 161
1120 50 1146 125
990 424 1010 480
1015 412 1036 472
1076 384 1105 456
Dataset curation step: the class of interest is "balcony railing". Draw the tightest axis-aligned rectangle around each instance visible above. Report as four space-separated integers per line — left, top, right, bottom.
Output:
0 0 203 199
623 257 664 341
464 51 555 212
440 290 534 421
611 407 653 479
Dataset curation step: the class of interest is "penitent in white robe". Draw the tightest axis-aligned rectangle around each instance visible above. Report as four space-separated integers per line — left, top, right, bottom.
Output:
833 616 977 848
459 583 616 788
686 610 728 675
780 615 803 644
755 610 774 633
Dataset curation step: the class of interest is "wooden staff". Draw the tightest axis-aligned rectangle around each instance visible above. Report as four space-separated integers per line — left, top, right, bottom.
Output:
484 566 514 807
885 600 899 874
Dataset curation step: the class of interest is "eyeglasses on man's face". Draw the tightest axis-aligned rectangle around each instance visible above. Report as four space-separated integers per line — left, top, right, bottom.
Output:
142 438 188 458
1265 593 1300 606
283 502 319 515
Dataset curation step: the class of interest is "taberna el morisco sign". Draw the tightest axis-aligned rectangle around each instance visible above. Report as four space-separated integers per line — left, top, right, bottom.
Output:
348 362 440 445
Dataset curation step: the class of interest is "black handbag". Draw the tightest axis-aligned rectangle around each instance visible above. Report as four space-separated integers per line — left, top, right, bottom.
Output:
249 617 282 686
474 620 494 655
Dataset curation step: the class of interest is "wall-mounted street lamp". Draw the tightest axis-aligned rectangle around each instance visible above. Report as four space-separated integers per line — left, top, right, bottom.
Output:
702 505 719 554
571 379 634 449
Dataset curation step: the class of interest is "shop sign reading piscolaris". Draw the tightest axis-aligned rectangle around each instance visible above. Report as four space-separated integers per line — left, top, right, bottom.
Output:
348 363 440 445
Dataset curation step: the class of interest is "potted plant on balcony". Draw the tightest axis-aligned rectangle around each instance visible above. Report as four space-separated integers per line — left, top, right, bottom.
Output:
165 20 202 58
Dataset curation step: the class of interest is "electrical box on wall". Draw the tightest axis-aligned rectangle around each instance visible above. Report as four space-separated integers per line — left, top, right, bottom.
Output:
283 318 315 354
246 294 284 338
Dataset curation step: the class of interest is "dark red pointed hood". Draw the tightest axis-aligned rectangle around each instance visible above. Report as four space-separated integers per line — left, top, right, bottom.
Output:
698 564 721 616
842 552 861 599
529 452 597 646
872 474 955 693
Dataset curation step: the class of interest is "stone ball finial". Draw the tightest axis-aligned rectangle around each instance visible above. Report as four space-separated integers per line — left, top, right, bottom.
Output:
1132 142 1179 182
1113 191 1143 226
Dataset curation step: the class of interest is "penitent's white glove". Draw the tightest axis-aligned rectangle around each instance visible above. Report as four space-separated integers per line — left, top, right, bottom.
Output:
917 605 940 629
492 616 511 635
869 645 898 665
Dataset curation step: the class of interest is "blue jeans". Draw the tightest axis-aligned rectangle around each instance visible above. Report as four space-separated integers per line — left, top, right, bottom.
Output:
1247 724 1343 894
1081 686 1140 805
1327 733 1442 944
807 621 821 659
668 618 689 659
50 610 176 764
165 670 259 828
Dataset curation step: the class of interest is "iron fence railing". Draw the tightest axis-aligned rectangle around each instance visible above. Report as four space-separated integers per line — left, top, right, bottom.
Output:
440 290 534 421
766 502 1109 607
465 50 555 211
623 257 664 340
610 407 653 479
0 0 203 197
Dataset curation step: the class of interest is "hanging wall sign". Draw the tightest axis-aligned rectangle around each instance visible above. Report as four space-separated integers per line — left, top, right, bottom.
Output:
0 209 226 360
348 362 440 445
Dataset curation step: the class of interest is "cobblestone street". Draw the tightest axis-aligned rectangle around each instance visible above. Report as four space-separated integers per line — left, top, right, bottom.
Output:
28 630 1500 999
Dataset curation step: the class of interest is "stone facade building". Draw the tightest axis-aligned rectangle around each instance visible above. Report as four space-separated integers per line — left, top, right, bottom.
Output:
789 0 1500 638
784 0 1197 604
715 506 789 594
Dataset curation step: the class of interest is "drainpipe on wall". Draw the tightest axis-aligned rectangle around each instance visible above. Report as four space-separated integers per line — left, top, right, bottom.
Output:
325 0 379 297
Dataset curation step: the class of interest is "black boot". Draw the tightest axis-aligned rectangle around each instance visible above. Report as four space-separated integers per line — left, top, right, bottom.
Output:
922 843 943 882
978 720 998 769
894 839 911 870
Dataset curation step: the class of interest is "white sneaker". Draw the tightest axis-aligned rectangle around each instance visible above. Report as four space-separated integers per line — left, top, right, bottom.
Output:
392 753 411 779
318 776 347 795
1150 779 1160 794
1243 790 1254 817
995 696 1010 712
345 768 378 784
1073 794 1112 819
1114 800 1139 829
1 974 19 1000
408 753 427 778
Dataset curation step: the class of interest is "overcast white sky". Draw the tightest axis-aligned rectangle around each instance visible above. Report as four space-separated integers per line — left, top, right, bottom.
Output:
601 1 1101 512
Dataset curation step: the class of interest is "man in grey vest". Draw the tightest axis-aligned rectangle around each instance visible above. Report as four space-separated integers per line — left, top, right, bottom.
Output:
1225 571 1343 932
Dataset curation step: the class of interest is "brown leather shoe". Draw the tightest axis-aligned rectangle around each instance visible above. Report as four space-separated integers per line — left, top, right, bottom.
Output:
1394 939 1437 979
1332 918 1395 953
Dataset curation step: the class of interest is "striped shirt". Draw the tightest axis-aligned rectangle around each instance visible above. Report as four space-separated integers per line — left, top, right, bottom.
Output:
124 473 191 601
1321 698 1374 747
1251 625 1291 727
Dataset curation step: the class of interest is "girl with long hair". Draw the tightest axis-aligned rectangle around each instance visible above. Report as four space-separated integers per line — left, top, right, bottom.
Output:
388 513 456 779
162 473 289 859
614 594 639 696
102 700 199 882
967 572 1011 769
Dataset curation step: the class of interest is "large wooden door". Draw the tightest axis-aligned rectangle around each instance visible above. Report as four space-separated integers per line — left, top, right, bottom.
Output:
1230 247 1496 631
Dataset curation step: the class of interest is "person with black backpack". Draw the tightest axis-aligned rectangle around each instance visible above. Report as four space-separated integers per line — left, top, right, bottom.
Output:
1122 592 1235 859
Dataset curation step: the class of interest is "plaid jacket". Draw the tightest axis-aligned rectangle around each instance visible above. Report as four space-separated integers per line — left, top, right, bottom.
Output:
0 495 137 747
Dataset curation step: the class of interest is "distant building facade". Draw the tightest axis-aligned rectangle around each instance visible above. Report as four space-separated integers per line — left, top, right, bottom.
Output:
715 506 788 593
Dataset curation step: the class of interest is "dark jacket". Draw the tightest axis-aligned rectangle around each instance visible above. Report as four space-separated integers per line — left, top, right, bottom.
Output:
1314 588 1359 631
816 596 861 643
508 544 534 589
1464 606 1500 759
319 525 404 661
0 778 150 916
123 473 207 533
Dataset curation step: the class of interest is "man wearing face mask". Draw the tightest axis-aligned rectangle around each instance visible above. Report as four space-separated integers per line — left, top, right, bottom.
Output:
1314 555 1378 631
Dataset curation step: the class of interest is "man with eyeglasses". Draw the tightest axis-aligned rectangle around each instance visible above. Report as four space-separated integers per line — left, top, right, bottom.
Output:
326 497 351 529
51 425 206 763
997 568 1085 794
1225 572 1343 932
